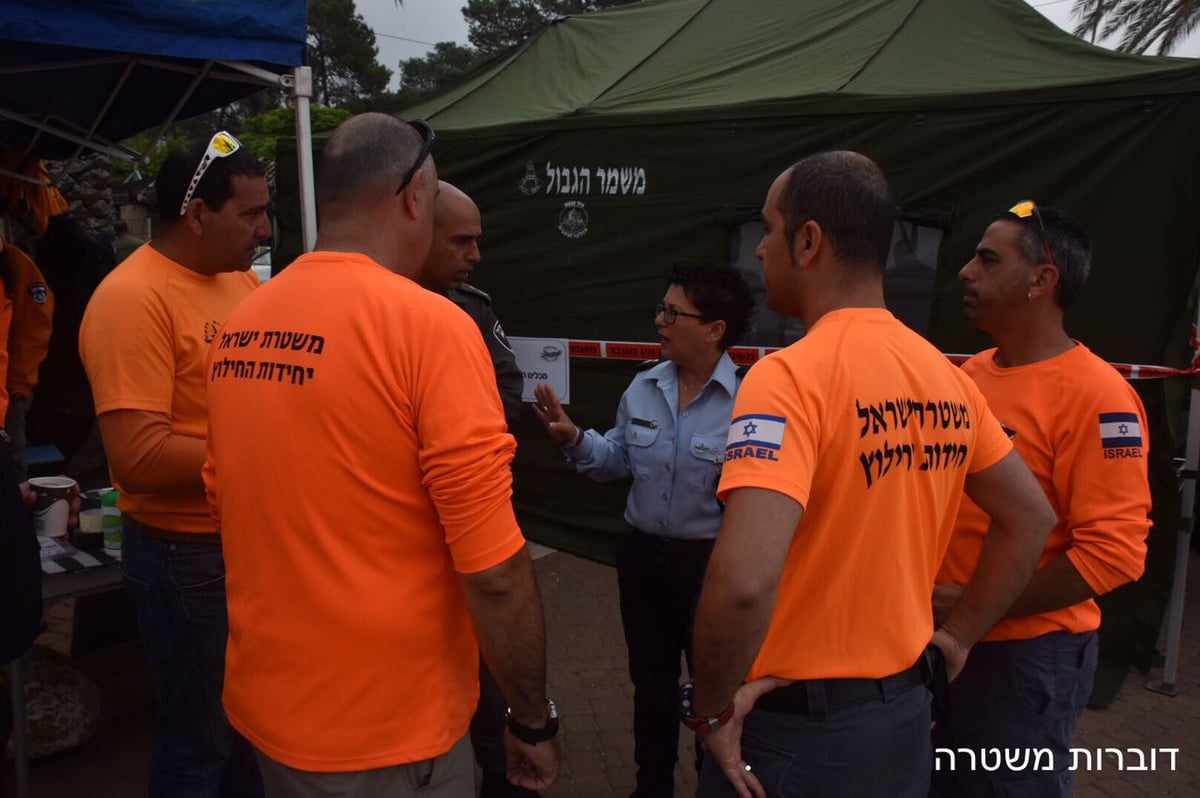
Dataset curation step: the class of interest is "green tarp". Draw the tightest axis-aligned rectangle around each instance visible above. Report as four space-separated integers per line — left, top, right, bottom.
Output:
276 0 1200 564
402 0 1200 123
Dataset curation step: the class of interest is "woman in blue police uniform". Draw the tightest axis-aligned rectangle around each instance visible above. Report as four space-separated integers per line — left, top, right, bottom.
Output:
533 260 753 798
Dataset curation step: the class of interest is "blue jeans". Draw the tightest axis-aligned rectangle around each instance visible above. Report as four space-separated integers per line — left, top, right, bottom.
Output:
929 631 1098 798
121 519 262 798
699 681 932 798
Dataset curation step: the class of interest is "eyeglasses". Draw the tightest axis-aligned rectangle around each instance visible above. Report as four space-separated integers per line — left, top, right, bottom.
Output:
179 131 242 216
395 120 436 195
1007 199 1057 268
655 301 706 325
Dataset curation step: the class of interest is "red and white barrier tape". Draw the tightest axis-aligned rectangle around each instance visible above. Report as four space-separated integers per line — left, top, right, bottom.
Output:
563 338 1198 380
567 339 779 365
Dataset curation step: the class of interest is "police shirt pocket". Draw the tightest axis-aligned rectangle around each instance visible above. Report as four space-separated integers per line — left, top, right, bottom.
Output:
624 421 661 480
687 434 726 492
624 423 660 448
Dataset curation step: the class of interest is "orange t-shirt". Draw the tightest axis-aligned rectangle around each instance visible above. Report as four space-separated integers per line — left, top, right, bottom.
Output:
79 245 258 532
204 251 525 772
938 344 1151 640
718 308 1012 681
5 244 54 397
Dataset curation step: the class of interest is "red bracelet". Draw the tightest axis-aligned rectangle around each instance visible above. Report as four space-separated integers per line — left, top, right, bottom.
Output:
679 681 735 735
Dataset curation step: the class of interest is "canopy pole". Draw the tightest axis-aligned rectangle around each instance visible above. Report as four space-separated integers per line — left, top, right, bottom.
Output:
0 166 51 187
62 58 137 175
218 62 318 255
1147 396 1195 696
0 108 139 162
1147 295 1198 696
141 61 214 163
289 65 317 252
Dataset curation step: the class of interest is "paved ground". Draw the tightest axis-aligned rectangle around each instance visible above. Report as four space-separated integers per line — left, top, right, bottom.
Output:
5 547 1199 797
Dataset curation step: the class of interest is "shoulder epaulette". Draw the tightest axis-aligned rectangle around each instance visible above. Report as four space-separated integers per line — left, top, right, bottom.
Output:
455 282 492 303
735 363 751 380
636 358 664 373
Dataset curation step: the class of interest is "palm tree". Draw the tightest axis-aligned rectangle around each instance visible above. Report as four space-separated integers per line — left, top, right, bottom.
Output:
1071 0 1200 54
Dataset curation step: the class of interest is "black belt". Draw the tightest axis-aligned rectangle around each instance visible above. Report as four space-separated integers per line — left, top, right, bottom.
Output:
628 527 715 550
755 647 941 720
137 523 221 545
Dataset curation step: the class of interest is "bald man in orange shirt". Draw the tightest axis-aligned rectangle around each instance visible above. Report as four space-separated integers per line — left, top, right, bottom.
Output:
205 114 559 798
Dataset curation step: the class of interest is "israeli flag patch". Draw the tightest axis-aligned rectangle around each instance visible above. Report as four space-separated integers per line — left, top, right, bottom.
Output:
726 414 786 453
1099 412 1143 448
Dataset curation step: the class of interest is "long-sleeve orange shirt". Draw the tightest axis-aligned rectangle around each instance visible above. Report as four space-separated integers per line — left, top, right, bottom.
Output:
204 251 524 771
939 343 1151 641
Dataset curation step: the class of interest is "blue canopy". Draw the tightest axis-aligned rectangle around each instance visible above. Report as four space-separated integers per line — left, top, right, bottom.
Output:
0 0 308 160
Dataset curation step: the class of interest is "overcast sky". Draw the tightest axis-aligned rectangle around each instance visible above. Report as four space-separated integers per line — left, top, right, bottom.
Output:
356 0 1200 90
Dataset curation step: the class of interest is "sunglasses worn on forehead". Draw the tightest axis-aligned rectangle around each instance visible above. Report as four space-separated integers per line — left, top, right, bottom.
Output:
395 120 436 195
179 131 242 217
1007 199 1057 269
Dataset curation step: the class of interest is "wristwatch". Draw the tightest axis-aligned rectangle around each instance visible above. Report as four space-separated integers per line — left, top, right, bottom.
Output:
506 698 559 744
679 681 734 736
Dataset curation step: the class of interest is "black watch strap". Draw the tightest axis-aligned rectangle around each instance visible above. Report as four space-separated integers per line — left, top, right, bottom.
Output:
506 698 559 744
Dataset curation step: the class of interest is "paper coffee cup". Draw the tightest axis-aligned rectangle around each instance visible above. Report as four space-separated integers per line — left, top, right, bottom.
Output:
30 476 77 539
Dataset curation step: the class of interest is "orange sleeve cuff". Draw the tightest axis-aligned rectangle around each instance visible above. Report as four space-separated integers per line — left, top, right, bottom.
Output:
448 500 526 575
1064 524 1148 596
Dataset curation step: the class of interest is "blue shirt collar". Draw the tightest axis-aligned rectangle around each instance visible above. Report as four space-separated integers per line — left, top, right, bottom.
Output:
649 351 739 398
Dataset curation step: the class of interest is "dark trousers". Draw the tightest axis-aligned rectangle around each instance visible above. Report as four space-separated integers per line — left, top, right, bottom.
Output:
699 679 932 798
256 735 473 798
929 631 1098 798
5 393 29 480
617 529 715 797
121 520 263 798
1 431 40 798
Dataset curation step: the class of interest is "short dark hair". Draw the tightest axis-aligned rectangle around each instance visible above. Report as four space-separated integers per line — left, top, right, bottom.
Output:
779 151 894 272
1006 205 1091 308
669 260 754 349
155 135 266 221
316 114 426 212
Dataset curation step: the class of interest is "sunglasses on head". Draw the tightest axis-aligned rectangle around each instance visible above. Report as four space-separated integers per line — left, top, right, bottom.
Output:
179 131 242 217
1007 199 1057 268
395 120 436 195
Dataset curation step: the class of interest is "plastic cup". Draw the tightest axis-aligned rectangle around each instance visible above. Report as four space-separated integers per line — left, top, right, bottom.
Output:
101 489 122 557
78 508 104 533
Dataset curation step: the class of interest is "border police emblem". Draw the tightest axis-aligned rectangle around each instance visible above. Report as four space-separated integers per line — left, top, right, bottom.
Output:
518 161 542 196
558 201 588 239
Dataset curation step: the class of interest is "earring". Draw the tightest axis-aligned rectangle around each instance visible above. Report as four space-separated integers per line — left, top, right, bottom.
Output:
1027 289 1034 301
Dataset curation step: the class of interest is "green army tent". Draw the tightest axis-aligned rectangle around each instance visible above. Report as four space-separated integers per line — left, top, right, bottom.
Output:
275 0 1200 569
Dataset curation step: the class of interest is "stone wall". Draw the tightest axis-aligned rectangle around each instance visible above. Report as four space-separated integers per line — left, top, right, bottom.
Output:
46 153 115 242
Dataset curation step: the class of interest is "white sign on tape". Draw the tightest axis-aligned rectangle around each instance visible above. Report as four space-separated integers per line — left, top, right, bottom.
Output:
509 337 571 404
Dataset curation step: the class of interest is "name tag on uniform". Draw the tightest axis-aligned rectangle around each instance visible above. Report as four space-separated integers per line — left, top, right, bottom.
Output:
631 418 659 429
